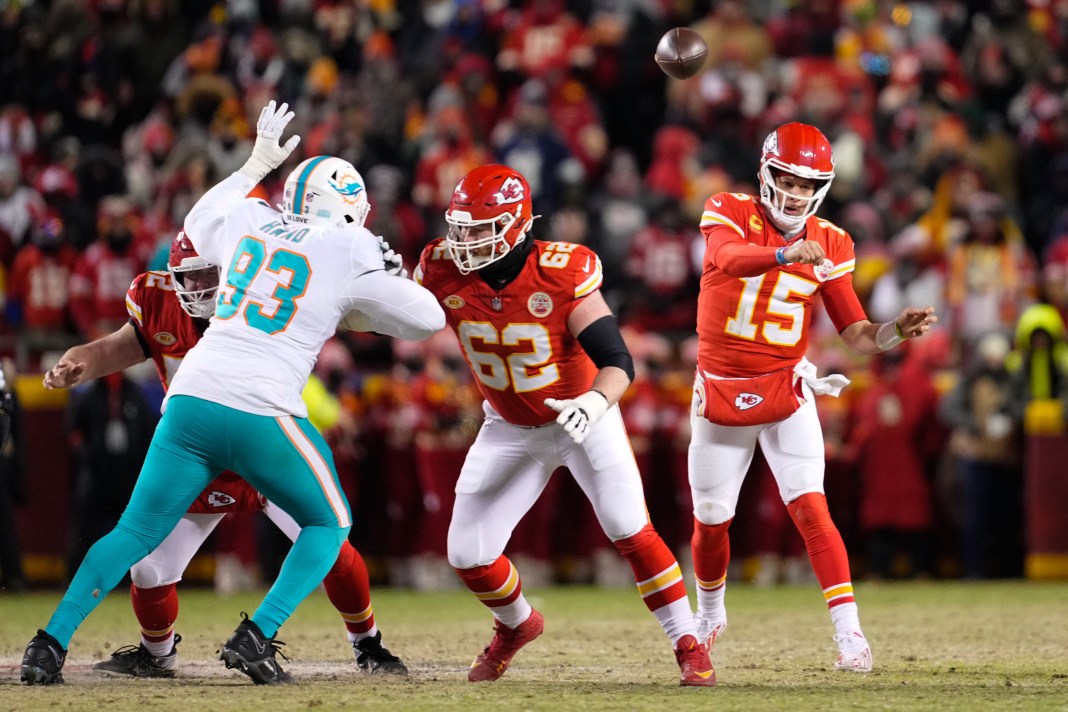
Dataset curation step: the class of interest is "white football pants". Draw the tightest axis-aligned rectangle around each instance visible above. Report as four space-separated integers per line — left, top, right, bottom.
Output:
688 382 826 526
448 401 650 569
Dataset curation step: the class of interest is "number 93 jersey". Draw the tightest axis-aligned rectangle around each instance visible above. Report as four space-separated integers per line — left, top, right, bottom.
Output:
698 192 863 377
415 238 600 427
174 198 386 417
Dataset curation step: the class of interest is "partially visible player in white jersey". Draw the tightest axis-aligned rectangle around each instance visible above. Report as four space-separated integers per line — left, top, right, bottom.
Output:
22 101 445 687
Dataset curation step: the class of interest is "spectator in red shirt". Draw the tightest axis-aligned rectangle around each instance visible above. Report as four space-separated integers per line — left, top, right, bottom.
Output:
69 196 145 339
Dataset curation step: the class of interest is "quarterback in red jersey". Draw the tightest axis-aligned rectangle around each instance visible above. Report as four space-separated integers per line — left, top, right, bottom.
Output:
415 165 714 687
689 123 937 673
42 231 407 678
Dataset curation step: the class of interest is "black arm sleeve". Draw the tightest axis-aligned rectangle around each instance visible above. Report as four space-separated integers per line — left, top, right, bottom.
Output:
576 315 635 382
129 317 152 360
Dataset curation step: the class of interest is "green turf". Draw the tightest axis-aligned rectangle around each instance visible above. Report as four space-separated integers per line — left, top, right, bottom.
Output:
1 581 1066 711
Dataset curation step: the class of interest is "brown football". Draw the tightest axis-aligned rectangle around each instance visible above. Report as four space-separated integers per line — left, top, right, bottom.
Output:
654 27 708 80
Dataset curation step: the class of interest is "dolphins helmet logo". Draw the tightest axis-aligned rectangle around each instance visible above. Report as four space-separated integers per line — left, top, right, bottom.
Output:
328 173 365 205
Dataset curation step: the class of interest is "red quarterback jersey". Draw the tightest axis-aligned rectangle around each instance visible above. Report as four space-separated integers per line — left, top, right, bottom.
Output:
416 239 601 427
126 271 264 514
697 192 867 377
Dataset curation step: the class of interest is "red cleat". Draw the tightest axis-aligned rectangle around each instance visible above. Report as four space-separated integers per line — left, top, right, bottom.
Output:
675 634 716 687
467 610 544 682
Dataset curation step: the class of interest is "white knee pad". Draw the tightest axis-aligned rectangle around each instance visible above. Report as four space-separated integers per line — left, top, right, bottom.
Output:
130 554 182 589
693 495 735 525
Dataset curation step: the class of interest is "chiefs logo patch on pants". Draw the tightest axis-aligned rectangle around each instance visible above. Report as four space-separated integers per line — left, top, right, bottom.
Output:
188 471 266 514
693 368 806 427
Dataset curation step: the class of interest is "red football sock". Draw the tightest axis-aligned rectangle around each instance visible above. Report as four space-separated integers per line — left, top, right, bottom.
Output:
323 541 375 636
691 518 731 593
613 524 688 611
131 582 178 643
787 493 855 608
455 556 523 611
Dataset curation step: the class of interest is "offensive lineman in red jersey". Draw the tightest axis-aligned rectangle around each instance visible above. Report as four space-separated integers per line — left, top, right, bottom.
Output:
42 231 408 678
414 165 715 687
689 123 937 673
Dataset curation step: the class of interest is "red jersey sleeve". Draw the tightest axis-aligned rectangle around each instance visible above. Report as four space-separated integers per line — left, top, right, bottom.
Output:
813 218 868 331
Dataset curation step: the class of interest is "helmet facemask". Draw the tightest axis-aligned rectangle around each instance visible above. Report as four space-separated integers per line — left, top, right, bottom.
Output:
759 163 832 233
445 207 529 274
169 259 220 319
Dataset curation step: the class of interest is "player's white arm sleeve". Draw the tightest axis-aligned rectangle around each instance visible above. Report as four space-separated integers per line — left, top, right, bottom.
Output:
183 172 256 259
341 270 445 341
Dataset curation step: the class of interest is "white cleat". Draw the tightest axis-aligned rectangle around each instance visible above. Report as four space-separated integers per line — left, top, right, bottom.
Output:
833 631 872 672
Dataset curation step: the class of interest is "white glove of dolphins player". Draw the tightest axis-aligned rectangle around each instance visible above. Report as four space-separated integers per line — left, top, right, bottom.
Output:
544 390 610 445
377 235 408 279
238 100 301 183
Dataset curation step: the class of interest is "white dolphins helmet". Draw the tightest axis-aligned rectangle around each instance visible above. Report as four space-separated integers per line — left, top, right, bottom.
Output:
282 155 371 228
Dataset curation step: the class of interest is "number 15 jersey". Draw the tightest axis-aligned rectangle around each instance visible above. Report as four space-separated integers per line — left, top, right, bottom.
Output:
697 192 866 378
415 239 600 427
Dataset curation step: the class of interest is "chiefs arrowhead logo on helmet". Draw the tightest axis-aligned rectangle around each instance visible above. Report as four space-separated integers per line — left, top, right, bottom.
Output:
494 177 526 205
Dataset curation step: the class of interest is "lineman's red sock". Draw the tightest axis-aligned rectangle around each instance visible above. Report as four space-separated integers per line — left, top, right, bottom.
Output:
323 541 377 642
613 523 694 644
455 556 531 629
131 582 178 656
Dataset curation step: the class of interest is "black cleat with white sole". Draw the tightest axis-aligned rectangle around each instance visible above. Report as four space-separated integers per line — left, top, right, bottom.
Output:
21 629 67 685
354 631 409 675
220 613 293 685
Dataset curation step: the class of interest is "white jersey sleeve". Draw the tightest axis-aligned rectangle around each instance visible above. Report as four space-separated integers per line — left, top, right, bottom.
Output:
339 271 445 340
182 172 258 267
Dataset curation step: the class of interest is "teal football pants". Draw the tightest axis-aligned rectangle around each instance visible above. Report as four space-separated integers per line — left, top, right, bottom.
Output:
46 395 351 646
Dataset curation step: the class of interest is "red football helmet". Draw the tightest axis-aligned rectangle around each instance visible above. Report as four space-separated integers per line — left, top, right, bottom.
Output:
758 122 835 233
444 165 538 273
168 231 219 319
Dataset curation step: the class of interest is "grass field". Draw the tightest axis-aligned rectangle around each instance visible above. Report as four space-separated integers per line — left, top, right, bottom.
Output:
1 581 1065 711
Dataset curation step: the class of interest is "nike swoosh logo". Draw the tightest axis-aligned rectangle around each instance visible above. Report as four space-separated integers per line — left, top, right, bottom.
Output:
583 256 591 273
251 635 266 655
710 198 722 207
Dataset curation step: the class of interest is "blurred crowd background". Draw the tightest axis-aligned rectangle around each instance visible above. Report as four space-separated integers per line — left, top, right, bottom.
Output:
2 0 1068 594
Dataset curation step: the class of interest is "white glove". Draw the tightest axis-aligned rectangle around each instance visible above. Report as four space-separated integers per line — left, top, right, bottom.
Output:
544 390 610 445
378 235 408 279
238 100 301 183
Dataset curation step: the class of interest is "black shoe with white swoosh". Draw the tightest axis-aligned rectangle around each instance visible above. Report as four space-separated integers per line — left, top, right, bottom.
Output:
220 613 293 685
21 629 67 685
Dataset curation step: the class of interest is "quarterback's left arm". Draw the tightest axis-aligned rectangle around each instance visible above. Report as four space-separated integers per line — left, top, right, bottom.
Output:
825 278 939 355
544 290 634 444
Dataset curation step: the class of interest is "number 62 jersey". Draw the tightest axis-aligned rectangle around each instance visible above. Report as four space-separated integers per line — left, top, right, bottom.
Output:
415 238 601 427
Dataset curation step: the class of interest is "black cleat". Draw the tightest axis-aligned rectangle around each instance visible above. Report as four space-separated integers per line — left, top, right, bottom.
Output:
93 634 181 678
354 632 409 676
219 613 293 685
21 629 67 685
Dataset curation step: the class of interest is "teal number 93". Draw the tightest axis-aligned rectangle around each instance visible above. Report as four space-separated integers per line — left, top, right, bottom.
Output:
216 236 311 335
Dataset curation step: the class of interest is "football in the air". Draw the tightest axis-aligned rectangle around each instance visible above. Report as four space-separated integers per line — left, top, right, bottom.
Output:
654 27 708 80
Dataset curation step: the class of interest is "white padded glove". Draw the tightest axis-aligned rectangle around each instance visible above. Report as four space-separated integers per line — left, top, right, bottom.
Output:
238 100 301 183
544 390 610 445
378 235 408 279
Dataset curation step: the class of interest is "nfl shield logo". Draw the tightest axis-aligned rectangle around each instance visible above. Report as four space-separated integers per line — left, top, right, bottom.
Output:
491 296 503 311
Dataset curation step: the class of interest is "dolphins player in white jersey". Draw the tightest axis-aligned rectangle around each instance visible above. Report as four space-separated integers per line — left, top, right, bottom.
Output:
22 101 445 686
